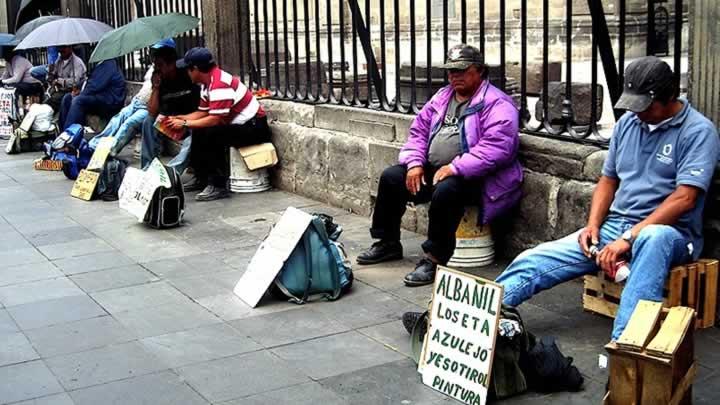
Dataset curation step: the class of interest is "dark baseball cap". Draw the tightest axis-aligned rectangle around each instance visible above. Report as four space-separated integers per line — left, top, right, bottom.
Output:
615 56 675 113
439 44 484 70
176 47 214 69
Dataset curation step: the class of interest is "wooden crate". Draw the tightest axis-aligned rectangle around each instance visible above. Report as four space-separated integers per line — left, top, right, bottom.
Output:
605 302 696 405
583 259 719 329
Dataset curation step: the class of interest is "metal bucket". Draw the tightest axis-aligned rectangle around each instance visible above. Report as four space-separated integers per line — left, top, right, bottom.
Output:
229 147 271 193
447 206 495 268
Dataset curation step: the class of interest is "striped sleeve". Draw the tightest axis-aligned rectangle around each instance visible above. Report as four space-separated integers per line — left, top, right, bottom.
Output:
198 86 210 111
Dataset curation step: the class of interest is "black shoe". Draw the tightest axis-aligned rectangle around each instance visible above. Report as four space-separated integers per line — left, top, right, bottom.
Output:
183 177 207 192
402 311 424 334
356 240 403 265
195 185 230 201
404 258 437 287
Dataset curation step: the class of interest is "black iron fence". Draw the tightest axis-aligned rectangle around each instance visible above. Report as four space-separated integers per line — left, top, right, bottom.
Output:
78 0 204 81
240 0 687 145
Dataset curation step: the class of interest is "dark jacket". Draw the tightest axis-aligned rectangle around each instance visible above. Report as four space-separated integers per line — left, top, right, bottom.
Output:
82 59 126 107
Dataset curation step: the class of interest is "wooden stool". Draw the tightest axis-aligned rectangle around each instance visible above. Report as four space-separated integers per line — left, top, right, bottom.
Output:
605 301 696 405
583 259 719 329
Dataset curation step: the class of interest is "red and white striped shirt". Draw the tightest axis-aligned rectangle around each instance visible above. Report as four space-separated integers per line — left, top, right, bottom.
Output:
198 66 265 125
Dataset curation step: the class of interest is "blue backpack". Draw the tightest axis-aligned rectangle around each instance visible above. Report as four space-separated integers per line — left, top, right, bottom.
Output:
271 215 353 304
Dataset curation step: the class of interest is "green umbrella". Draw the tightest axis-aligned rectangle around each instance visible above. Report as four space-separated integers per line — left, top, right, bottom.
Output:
89 13 199 63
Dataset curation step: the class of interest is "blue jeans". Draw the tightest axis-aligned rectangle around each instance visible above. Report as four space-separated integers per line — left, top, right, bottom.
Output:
139 114 192 174
88 98 148 154
30 65 48 82
495 215 692 340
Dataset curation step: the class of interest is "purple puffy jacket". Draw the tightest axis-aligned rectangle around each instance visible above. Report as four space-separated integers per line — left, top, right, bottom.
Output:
398 81 523 224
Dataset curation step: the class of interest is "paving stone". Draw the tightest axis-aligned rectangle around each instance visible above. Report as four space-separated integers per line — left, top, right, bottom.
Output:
0 277 84 307
230 307 350 348
0 262 64 287
25 316 134 358
177 350 309 403
357 320 414 358
0 248 47 269
0 309 18 334
310 291 422 329
44 341 168 390
236 381 349 405
140 323 262 368
0 331 39 366
0 360 64 404
69 265 160 293
26 226 97 248
271 331 406 379
141 254 236 280
167 270 245 300
69 371 208 405
90 281 189 314
52 251 136 275
196 293 297 322
37 238 116 260
8 294 106 331
112 300 222 339
13 217 80 236
13 392 76 405
0 231 33 252
320 359 447 405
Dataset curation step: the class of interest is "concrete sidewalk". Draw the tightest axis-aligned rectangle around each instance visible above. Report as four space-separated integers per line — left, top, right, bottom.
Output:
0 144 719 404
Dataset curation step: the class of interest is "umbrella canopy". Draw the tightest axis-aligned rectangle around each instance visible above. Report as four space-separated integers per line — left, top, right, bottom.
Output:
15 15 63 42
0 34 18 47
89 13 199 63
15 17 113 50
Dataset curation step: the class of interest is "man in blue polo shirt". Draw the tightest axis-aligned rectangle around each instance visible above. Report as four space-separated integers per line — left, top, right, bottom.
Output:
490 56 719 340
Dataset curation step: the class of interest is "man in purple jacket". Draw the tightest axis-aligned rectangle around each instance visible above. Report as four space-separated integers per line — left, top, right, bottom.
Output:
356 44 523 286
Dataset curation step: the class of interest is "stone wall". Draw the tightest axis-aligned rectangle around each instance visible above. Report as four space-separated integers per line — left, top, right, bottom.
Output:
261 99 606 256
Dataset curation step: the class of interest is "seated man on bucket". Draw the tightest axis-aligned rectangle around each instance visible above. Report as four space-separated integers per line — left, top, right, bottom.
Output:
164 47 270 201
355 44 523 287
406 56 720 342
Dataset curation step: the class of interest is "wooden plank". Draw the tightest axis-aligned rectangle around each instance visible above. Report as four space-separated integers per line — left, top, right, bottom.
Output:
686 263 698 309
668 362 697 405
607 354 639 405
617 300 663 352
646 307 695 359
583 294 618 318
667 268 686 307
640 361 673 404
700 259 718 328
584 274 624 299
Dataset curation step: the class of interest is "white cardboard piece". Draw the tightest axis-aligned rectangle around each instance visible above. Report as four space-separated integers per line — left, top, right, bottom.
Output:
418 267 503 405
233 207 313 307
118 158 171 221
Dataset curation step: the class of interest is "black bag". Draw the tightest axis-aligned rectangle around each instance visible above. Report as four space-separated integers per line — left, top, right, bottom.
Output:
96 158 128 201
143 166 185 228
520 335 584 393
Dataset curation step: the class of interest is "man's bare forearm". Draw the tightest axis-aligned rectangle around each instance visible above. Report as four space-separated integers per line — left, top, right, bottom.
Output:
587 176 619 228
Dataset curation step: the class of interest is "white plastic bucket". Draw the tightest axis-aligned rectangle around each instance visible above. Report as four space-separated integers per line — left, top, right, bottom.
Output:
229 147 271 193
447 206 495 268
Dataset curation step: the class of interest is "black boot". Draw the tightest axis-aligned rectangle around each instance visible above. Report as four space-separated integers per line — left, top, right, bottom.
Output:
403 258 437 286
356 240 403 265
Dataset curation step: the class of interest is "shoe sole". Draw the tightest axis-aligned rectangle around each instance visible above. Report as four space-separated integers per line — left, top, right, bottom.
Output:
355 252 403 265
404 278 435 287
195 193 230 202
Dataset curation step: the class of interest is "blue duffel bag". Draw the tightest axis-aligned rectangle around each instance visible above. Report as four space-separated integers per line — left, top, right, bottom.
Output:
272 216 353 304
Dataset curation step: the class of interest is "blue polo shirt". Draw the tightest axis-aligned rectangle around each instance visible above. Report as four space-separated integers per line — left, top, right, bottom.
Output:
602 99 719 257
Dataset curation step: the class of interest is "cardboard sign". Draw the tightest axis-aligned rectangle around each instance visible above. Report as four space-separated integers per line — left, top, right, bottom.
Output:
70 170 101 201
418 267 503 405
237 142 278 170
33 159 63 171
234 207 313 307
154 114 185 142
87 137 114 171
0 88 16 139
118 159 171 221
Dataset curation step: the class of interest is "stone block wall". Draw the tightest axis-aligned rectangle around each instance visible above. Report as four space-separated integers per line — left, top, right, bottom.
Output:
261 99 607 256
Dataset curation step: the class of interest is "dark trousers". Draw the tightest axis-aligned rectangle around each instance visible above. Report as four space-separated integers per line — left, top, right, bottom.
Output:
189 116 271 187
370 164 482 264
59 93 123 130
5 82 43 97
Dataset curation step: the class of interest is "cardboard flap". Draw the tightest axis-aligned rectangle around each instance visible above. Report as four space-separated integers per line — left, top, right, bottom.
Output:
233 207 312 307
237 142 278 170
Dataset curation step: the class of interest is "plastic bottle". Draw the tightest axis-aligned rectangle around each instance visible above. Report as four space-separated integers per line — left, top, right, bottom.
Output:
589 244 630 282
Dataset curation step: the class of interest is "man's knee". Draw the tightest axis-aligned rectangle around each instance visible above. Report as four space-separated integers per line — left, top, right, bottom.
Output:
634 224 678 247
379 165 406 187
430 177 463 205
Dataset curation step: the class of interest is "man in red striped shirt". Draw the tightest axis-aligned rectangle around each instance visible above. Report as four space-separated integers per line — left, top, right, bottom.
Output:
167 47 271 201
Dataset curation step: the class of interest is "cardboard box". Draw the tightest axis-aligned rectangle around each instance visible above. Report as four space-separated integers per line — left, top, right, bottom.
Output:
237 142 278 170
